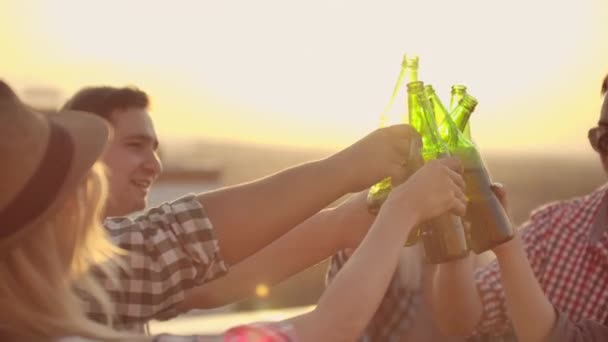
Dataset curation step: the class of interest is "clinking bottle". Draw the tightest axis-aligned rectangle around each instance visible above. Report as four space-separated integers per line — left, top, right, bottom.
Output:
367 55 411 214
449 84 472 139
443 95 514 253
366 55 423 247
407 81 469 264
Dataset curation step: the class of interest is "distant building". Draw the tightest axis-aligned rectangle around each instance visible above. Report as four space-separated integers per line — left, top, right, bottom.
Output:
21 86 63 113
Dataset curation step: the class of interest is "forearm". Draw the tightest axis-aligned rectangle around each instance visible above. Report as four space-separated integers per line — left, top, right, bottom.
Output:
495 235 555 342
432 255 482 335
290 214 415 342
178 208 345 311
198 156 351 264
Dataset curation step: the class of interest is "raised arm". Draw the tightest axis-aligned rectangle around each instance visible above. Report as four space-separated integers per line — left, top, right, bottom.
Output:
288 158 467 342
493 234 555 342
490 185 555 342
431 254 481 335
198 125 416 264
179 191 374 311
431 183 550 337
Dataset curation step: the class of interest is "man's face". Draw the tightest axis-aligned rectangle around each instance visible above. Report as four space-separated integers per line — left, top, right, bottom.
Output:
101 107 162 216
589 94 608 174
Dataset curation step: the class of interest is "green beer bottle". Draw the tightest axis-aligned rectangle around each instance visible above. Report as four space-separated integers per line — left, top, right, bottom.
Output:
429 84 475 144
449 84 467 112
407 56 420 82
424 85 450 141
446 95 514 253
407 81 469 264
450 85 472 139
367 55 410 214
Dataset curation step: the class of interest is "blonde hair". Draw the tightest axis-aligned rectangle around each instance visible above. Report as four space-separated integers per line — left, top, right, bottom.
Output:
0 163 148 341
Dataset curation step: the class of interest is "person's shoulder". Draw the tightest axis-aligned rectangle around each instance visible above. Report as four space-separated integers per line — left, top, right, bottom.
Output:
103 215 134 230
528 184 608 230
103 194 204 231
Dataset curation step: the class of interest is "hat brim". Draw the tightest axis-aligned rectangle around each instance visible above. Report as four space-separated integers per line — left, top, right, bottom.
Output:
0 109 111 249
49 109 112 190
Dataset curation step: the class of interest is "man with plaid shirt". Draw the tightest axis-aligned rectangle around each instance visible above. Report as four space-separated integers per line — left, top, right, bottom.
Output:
431 73 608 339
63 86 416 331
327 73 608 341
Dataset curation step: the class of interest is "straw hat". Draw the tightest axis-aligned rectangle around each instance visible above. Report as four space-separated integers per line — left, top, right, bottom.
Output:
0 81 111 247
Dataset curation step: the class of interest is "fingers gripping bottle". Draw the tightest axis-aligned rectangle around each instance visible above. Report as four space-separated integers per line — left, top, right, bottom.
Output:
408 81 469 264
442 95 514 253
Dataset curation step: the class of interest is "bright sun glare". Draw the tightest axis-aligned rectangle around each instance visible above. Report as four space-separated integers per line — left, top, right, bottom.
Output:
2 0 608 152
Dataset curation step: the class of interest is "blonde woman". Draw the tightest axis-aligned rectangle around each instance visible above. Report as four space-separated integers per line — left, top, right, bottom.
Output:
0 80 466 341
0 82 133 341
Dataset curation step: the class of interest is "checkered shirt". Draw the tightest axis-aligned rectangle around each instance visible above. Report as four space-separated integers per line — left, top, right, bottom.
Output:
86 195 229 328
474 184 608 335
328 184 608 340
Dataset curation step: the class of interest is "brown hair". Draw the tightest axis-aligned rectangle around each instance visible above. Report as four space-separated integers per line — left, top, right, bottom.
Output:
62 86 149 122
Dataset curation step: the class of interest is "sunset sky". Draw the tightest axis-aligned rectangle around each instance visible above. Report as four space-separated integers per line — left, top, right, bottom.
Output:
2 0 608 154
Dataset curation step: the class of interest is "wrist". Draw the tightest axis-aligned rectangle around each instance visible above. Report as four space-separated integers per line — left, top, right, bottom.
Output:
319 208 345 252
322 152 354 194
493 232 522 261
383 195 421 227
332 198 376 250
376 202 419 242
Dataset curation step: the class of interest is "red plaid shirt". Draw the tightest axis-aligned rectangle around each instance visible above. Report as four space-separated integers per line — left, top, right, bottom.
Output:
327 184 608 340
475 184 608 335
221 322 296 342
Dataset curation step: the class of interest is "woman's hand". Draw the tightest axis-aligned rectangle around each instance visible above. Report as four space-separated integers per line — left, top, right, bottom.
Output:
381 157 467 228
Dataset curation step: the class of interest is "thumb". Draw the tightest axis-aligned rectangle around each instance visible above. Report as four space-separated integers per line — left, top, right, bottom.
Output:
438 156 464 174
490 182 509 210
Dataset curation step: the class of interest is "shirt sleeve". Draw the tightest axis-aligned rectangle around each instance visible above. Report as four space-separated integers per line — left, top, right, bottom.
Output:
473 205 553 336
87 195 229 326
547 308 608 342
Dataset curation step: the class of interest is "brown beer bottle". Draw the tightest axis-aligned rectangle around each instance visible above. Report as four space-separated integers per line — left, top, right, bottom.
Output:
408 81 469 264
445 95 514 253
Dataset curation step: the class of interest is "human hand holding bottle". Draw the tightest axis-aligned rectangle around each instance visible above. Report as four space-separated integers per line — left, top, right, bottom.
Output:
329 124 421 193
379 157 467 236
487 183 520 258
291 157 467 342
487 183 556 342
328 157 467 257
